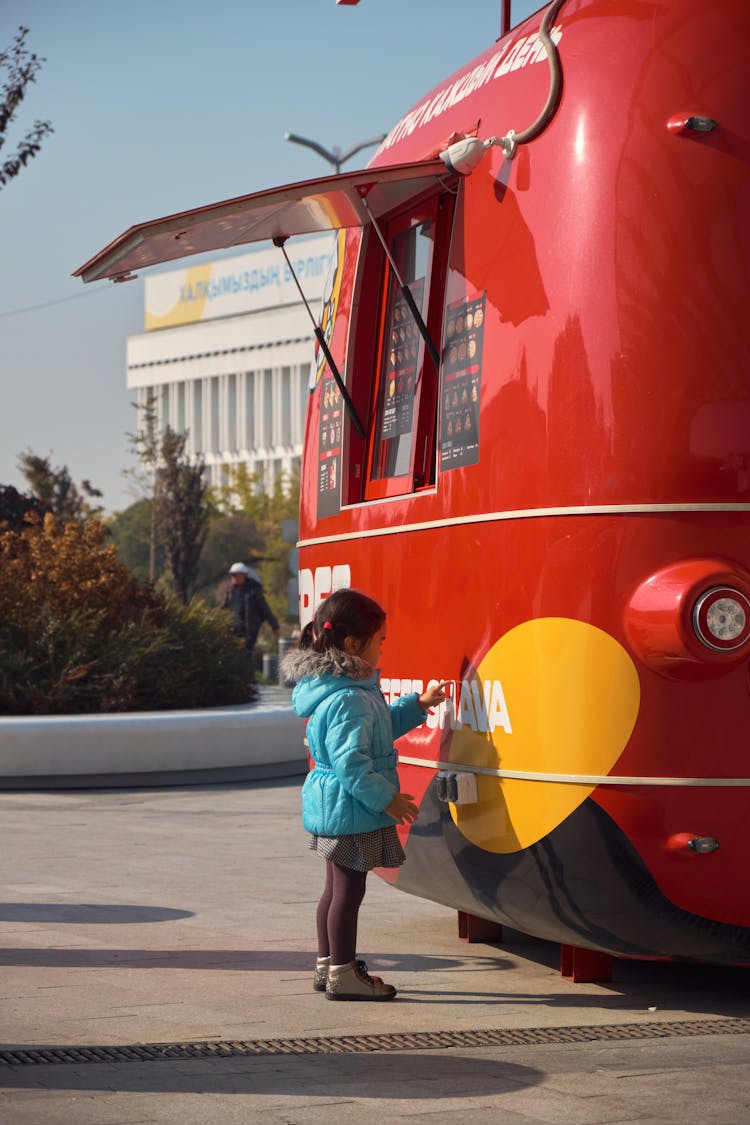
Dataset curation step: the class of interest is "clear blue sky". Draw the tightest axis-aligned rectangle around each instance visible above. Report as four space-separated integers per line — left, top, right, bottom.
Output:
0 0 539 514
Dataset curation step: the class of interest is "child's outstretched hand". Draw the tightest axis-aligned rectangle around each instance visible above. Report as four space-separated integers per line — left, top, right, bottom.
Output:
385 792 419 824
418 681 451 710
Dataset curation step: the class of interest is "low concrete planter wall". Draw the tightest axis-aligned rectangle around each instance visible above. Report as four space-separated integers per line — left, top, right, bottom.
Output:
0 704 307 789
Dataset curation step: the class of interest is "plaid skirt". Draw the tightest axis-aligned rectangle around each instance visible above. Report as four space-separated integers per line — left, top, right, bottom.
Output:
309 826 406 872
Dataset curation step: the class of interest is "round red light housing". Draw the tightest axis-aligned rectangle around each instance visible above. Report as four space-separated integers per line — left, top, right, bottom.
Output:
624 559 750 676
693 587 750 652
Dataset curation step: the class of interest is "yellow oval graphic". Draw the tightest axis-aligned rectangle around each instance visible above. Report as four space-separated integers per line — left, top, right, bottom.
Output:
448 618 640 853
145 263 212 330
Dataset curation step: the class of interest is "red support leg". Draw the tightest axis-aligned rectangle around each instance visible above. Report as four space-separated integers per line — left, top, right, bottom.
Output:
560 943 613 982
457 910 504 943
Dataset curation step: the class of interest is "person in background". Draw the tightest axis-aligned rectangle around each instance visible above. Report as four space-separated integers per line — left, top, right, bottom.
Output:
223 562 280 679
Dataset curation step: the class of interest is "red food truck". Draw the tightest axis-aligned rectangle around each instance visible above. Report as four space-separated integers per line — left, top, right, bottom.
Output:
77 0 750 972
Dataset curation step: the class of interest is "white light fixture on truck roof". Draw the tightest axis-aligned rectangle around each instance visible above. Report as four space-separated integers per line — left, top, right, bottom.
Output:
440 0 567 172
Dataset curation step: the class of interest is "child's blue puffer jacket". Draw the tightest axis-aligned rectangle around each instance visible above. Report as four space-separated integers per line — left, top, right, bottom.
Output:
283 647 427 836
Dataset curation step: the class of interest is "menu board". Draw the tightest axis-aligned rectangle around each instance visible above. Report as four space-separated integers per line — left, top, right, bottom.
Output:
440 293 486 470
379 280 424 443
317 373 343 518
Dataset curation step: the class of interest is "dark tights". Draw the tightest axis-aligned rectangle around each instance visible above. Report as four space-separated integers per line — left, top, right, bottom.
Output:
316 859 368 964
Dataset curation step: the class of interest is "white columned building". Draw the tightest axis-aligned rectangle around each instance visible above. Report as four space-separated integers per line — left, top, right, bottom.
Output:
126 235 333 492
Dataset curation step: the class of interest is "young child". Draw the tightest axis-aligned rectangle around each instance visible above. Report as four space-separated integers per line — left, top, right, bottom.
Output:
282 587 447 1001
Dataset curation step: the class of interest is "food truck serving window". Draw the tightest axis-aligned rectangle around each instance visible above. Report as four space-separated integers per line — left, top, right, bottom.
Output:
71 156 456 516
358 191 453 502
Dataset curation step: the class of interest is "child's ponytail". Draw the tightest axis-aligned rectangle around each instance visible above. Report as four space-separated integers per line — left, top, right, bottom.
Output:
299 621 315 649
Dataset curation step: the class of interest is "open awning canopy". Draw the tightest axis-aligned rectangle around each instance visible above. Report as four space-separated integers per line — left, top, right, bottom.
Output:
74 159 453 283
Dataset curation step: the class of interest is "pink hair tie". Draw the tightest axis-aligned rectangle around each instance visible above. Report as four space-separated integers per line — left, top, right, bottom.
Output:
322 621 333 630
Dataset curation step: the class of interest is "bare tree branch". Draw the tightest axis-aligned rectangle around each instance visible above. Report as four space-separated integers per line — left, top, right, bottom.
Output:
0 26 53 189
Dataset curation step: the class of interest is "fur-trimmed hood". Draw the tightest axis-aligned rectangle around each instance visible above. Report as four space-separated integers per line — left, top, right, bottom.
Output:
281 646 374 685
282 646 379 721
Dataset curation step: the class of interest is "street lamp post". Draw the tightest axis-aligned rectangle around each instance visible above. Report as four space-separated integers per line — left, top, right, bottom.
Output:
284 132 386 174
279 127 387 440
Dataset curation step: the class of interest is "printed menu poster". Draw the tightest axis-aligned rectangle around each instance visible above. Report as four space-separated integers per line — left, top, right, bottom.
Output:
440 293 486 470
379 281 425 443
317 372 343 518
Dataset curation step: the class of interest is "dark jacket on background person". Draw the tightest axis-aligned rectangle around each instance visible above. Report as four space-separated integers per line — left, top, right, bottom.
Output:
223 578 279 648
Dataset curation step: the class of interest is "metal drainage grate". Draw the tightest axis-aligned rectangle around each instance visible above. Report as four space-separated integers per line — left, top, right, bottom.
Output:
2 1018 750 1067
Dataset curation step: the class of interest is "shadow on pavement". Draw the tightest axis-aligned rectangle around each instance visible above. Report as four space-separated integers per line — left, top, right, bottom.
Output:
0 903 193 924
0 1051 544 1098
0 947 496 972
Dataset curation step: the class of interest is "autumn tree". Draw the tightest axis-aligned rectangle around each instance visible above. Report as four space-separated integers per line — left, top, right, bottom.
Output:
0 513 253 714
196 513 264 594
125 395 160 581
107 497 166 581
156 427 209 603
0 484 46 529
217 465 299 625
18 451 103 522
0 27 53 190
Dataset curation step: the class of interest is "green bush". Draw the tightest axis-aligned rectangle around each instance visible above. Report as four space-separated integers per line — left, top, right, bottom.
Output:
0 514 254 714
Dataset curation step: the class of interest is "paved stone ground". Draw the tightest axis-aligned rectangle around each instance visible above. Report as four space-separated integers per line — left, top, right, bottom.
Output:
1 777 749 1123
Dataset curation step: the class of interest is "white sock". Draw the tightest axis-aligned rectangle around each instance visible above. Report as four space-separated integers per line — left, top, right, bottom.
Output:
316 956 330 967
329 962 351 972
